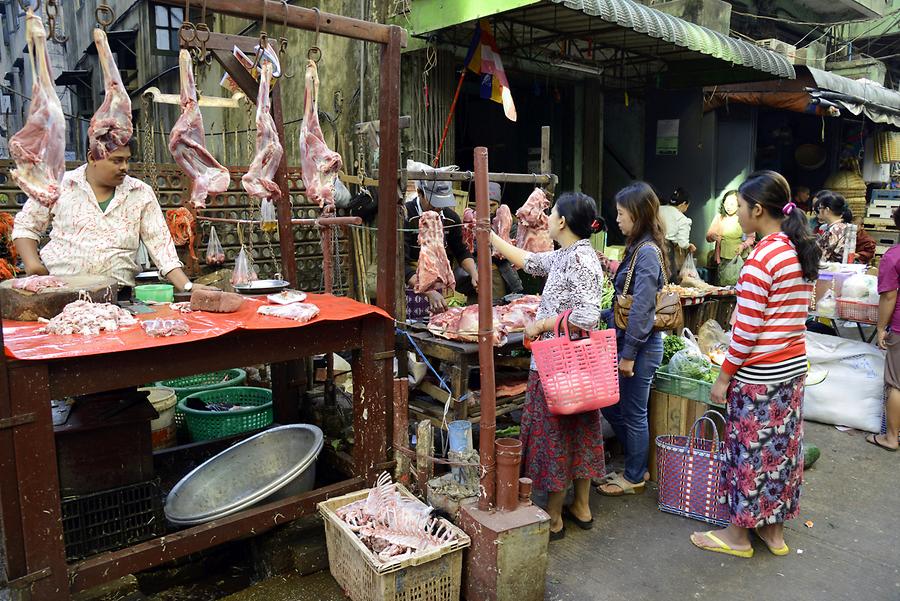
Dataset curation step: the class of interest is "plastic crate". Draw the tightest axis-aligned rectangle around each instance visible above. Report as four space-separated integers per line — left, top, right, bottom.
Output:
62 479 163 560
654 364 721 405
318 484 470 601
179 386 273 442
836 299 878 324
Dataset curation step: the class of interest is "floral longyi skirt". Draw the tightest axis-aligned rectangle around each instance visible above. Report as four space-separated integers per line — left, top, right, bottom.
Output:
723 376 805 528
519 371 606 492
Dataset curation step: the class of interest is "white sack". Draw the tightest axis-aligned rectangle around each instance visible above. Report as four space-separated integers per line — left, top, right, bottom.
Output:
803 331 884 432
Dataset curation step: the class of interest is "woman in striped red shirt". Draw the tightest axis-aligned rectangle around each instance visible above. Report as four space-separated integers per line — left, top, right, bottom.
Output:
691 171 820 559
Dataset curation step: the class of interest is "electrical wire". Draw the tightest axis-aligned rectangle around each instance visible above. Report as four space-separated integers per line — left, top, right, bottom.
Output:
731 7 900 28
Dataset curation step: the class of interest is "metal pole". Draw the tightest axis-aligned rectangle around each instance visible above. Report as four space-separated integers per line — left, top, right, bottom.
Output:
474 146 496 511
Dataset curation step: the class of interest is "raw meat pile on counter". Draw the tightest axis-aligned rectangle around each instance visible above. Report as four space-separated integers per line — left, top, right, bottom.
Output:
38 298 136 336
415 211 456 294
8 10 65 208
335 473 458 562
12 275 66 293
141 319 190 337
427 294 541 346
168 49 230 209
257 303 320 323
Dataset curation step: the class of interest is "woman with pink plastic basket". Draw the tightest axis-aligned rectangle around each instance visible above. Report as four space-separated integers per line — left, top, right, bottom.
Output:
490 192 606 541
692 171 820 559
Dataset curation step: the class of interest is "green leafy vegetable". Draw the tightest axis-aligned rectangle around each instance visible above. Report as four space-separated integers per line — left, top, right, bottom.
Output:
663 335 687 364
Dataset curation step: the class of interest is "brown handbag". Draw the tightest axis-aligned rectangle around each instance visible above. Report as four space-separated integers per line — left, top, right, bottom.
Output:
614 242 684 332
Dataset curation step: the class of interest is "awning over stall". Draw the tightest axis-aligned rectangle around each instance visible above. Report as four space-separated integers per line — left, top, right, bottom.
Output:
411 0 795 88
704 66 900 127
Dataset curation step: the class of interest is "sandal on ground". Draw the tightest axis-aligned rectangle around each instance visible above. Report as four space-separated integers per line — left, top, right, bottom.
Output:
593 471 650 486
753 528 789 556
550 526 566 542
866 433 898 453
690 531 754 558
562 505 594 530
596 473 645 496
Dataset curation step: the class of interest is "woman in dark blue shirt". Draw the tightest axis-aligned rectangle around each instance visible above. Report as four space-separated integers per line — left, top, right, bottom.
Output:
598 182 666 496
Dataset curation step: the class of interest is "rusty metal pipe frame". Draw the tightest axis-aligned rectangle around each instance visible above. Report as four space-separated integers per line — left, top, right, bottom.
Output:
154 0 407 47
474 147 496 511
196 215 362 227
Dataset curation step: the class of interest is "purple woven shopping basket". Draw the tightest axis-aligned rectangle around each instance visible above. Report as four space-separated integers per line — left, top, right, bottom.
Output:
656 412 729 526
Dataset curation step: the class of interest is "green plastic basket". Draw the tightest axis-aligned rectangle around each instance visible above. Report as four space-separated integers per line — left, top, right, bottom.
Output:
155 369 248 401
654 363 723 406
179 387 273 442
154 369 248 432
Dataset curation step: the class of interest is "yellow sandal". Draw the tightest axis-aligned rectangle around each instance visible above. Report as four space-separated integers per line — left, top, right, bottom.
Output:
753 528 790 556
691 531 754 558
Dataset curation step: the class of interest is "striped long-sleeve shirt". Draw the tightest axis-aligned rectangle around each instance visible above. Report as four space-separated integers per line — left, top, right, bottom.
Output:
722 232 811 384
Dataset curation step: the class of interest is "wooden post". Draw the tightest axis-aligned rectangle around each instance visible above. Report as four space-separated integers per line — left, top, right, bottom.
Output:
416 419 433 492
393 378 411 485
540 126 551 181
271 82 298 287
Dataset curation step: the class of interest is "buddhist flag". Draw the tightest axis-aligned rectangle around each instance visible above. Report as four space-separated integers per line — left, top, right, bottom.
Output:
463 20 517 122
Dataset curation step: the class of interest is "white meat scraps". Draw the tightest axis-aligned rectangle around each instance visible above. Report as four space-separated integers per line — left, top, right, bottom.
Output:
335 473 458 563
257 303 320 323
141 318 190 337
11 275 66 293
38 297 136 336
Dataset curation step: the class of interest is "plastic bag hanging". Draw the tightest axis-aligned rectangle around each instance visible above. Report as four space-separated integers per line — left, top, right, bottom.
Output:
136 241 151 270
260 198 277 234
205 226 225 266
231 247 258 286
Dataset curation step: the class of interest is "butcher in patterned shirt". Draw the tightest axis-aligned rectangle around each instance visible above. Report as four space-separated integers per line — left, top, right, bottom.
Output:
13 142 196 295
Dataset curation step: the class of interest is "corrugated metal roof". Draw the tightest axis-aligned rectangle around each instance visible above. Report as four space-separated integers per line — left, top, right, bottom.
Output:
548 0 795 80
807 66 900 126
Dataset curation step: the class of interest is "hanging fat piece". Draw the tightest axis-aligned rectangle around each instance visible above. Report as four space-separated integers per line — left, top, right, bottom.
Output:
169 49 230 208
88 27 133 160
515 188 553 253
415 211 455 294
299 59 342 216
9 10 66 208
241 59 283 203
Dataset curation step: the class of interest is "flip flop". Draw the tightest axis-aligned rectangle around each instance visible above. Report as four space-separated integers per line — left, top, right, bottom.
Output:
753 528 790 556
562 505 594 530
690 531 754 558
596 473 645 496
866 433 898 452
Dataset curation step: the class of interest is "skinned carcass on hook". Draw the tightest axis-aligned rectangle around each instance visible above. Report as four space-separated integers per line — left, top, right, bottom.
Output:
241 59 283 204
9 10 66 208
299 59 343 215
88 28 133 161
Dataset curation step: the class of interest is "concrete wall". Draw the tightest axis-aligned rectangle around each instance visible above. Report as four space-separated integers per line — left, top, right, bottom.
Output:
643 90 756 264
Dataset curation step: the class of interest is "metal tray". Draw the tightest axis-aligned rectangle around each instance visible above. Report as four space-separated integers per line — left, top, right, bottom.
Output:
233 279 291 295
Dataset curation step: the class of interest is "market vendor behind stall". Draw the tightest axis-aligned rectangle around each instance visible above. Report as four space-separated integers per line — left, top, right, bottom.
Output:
404 178 478 313
12 142 195 298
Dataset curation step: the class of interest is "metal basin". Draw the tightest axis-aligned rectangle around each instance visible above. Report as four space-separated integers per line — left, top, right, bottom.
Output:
165 424 323 525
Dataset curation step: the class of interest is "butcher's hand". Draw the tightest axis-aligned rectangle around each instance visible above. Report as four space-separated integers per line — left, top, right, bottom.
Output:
192 283 219 292
426 290 448 314
408 274 419 290
24 260 50 276
470 268 478 290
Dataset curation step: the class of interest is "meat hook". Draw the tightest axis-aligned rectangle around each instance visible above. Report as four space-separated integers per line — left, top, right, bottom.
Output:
17 0 40 12
45 0 67 43
307 7 322 63
179 0 196 47
95 3 115 32
252 0 270 69
195 0 212 64
279 0 294 78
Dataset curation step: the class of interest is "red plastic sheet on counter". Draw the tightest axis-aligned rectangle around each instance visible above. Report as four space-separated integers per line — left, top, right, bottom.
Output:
3 294 390 361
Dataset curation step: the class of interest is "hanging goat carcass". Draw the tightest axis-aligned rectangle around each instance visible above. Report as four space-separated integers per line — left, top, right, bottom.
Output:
9 11 66 208
88 28 133 160
169 50 230 208
299 59 342 215
241 59 283 203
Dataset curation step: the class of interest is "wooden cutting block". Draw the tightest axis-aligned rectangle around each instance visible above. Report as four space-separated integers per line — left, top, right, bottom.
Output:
0 275 119 321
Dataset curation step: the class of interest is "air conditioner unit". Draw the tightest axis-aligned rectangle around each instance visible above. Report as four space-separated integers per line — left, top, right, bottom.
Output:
757 38 797 63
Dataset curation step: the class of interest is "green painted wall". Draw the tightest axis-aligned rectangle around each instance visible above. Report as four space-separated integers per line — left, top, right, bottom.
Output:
407 0 539 35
